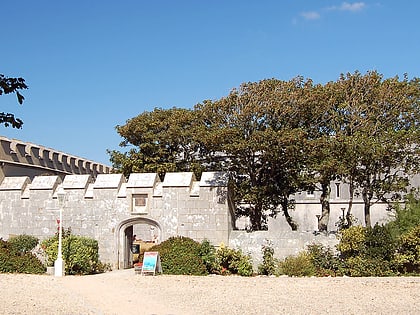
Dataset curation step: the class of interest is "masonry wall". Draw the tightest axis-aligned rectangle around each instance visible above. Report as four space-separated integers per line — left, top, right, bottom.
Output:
0 171 231 269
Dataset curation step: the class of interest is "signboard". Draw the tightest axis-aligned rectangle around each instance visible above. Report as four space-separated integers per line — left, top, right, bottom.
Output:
141 251 162 275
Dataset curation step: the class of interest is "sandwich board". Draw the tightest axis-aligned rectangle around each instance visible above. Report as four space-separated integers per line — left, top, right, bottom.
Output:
141 251 162 276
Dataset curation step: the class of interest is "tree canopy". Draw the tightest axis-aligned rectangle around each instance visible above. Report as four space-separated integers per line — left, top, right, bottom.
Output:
0 74 28 128
110 71 420 231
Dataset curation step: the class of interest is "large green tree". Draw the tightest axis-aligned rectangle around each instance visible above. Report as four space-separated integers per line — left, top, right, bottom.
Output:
111 71 420 231
334 71 420 227
109 107 204 179
196 78 312 230
0 74 28 128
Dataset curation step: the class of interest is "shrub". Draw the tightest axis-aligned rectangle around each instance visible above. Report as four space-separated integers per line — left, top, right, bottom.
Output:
307 243 344 277
278 252 316 277
8 235 39 255
42 233 101 275
215 244 253 276
344 256 394 277
363 224 395 262
199 239 219 274
336 225 366 259
336 224 398 276
258 242 279 276
149 236 208 275
387 193 420 237
393 225 420 273
0 238 46 274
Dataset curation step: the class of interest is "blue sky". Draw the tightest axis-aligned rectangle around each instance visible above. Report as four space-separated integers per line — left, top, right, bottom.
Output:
1 1 419 165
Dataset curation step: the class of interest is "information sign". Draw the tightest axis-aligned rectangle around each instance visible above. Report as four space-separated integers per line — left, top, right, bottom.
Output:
141 251 162 275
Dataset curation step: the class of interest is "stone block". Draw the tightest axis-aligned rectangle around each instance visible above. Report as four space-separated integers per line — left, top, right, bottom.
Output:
162 172 195 187
0 176 30 191
62 175 91 190
93 174 125 189
30 176 61 190
127 173 159 188
200 172 228 187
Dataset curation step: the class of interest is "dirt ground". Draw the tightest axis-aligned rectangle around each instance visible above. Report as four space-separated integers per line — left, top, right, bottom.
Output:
1 269 419 315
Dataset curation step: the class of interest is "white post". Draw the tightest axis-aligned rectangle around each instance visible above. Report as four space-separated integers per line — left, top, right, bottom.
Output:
54 187 66 277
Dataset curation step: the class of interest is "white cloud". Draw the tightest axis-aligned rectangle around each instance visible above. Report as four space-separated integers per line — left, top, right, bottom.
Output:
329 2 366 12
301 11 321 20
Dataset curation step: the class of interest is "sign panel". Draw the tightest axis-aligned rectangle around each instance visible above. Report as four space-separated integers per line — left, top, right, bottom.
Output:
141 251 162 275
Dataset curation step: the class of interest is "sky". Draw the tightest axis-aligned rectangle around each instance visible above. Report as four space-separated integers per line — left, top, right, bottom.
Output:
1 1 419 165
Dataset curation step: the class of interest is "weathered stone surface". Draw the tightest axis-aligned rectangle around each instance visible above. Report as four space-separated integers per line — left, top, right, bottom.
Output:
93 174 125 189
62 175 91 189
200 171 228 187
0 176 30 191
127 173 159 188
162 172 195 187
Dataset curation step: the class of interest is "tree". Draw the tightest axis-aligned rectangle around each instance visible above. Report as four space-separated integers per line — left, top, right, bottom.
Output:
0 74 28 128
334 71 420 227
109 107 204 179
197 78 311 230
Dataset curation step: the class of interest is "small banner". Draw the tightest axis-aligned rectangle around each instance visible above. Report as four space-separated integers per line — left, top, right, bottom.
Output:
141 251 162 275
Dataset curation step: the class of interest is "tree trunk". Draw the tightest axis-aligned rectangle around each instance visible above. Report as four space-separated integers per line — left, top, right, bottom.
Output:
362 187 373 228
249 205 262 231
346 179 355 228
281 198 298 231
318 180 331 232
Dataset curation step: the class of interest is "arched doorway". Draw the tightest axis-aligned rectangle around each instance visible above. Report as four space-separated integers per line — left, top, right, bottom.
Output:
116 217 162 269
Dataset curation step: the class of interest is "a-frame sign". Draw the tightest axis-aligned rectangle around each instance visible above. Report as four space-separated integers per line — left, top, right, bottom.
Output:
141 251 162 276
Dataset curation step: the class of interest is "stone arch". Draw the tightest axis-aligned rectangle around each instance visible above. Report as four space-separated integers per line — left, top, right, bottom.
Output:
115 217 162 269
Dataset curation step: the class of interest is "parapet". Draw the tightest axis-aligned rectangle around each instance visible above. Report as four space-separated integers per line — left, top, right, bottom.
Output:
0 136 112 180
0 172 228 199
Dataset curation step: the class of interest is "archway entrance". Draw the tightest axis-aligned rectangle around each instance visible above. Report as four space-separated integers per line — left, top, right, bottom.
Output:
117 218 162 269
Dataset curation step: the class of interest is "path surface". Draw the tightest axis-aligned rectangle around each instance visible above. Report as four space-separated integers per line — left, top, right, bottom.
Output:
1 270 419 314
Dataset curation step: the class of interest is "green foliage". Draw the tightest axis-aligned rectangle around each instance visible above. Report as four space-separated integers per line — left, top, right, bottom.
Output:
149 237 253 276
41 232 102 275
215 244 253 276
344 256 394 277
7 235 39 255
278 252 316 277
198 239 219 274
149 236 208 275
388 192 420 237
336 225 366 259
257 242 279 276
0 238 46 274
337 224 398 276
111 71 420 231
393 225 420 273
307 243 344 276
0 74 28 128
363 224 395 261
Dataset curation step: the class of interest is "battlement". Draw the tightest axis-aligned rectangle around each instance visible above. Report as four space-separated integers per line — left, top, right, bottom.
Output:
0 171 228 199
0 136 111 181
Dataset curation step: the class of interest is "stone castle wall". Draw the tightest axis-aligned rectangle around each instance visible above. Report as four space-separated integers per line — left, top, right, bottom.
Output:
0 172 231 269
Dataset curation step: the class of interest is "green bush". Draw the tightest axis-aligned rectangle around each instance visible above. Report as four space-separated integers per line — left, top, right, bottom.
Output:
363 224 395 262
42 233 101 275
344 256 394 277
215 244 253 276
393 225 420 273
307 243 344 277
149 236 208 275
278 252 316 277
0 238 46 274
8 235 39 255
388 192 420 237
198 239 219 274
258 243 279 276
336 225 366 259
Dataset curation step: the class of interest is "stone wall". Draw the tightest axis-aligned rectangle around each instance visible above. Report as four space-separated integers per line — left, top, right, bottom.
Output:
0 171 231 269
0 136 111 183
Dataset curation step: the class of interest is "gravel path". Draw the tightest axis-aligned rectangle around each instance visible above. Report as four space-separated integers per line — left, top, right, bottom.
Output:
1 270 419 314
